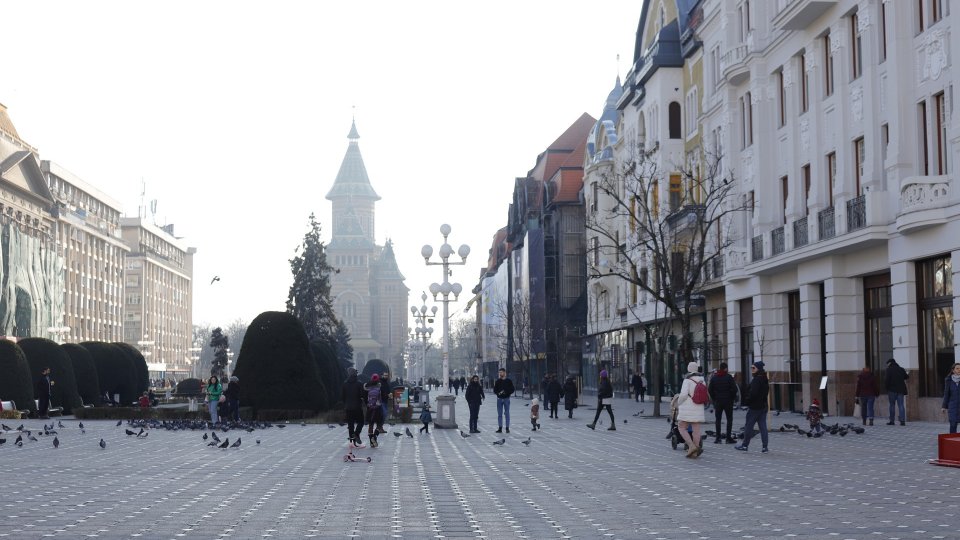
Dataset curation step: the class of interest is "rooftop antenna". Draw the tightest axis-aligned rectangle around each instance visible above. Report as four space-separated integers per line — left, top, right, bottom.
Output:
616 53 621 82
150 199 158 225
139 178 146 219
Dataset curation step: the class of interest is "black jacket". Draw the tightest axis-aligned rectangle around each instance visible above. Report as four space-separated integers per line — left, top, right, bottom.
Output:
545 380 563 402
597 378 613 400
223 382 240 400
494 378 515 399
708 372 738 404
35 375 52 400
885 362 909 395
465 381 485 405
744 373 769 410
563 379 578 409
341 375 366 411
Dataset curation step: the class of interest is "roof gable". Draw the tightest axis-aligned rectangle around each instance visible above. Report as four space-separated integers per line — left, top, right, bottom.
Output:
0 150 54 204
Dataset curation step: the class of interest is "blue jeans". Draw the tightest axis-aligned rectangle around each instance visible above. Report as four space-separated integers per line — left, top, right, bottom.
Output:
208 400 219 424
497 397 511 428
741 408 768 449
860 396 875 421
888 392 905 422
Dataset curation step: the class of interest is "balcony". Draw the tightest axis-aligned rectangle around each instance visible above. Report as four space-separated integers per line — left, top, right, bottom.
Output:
793 217 808 248
751 235 764 262
896 175 952 234
665 204 706 231
846 195 866 232
818 206 835 241
771 227 785 256
720 45 749 86
773 0 838 31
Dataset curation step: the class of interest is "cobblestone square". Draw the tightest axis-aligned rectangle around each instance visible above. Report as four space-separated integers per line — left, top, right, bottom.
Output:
2 396 957 539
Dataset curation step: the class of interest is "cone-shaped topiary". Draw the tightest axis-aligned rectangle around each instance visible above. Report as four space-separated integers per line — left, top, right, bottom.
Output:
233 311 327 412
62 343 100 406
176 378 202 395
82 342 137 406
113 342 149 395
310 339 347 408
360 358 391 384
0 339 36 414
18 338 83 414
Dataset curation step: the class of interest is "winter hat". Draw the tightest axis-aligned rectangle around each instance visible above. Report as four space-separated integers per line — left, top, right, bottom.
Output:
687 361 699 374
811 399 820 408
599 370 608 378
752 361 765 371
229 376 239 382
531 398 539 405
371 374 380 382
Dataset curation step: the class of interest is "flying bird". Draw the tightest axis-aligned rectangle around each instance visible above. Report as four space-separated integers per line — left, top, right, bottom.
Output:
459 430 470 438
230 438 241 448
53 436 60 449
492 439 506 446
218 438 230 449
210 276 221 285
99 438 106 449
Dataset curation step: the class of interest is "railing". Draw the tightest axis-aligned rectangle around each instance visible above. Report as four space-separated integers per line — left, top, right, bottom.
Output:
719 45 748 72
752 235 764 261
771 227 785 255
846 195 866 231
818 207 835 240
793 217 808 248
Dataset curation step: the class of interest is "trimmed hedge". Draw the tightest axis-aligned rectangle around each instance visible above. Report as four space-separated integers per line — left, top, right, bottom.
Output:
311 339 347 408
62 343 100 406
82 342 137 406
360 358 391 384
18 337 83 415
176 378 202 395
0 339 36 414
113 342 149 396
233 311 328 412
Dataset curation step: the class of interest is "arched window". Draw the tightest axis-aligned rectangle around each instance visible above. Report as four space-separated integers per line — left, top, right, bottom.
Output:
668 102 682 139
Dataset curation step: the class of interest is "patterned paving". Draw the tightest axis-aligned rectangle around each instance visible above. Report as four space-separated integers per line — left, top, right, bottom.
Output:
0 396 956 539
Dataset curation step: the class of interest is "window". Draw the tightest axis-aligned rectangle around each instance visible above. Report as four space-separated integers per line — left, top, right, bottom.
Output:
781 176 789 223
935 92 948 174
741 93 753 148
826 152 837 207
651 180 659 219
777 69 787 127
788 292 802 382
851 13 862 80
748 190 755 217
917 255 953 397
881 123 890 161
712 46 722 90
668 102 682 139
880 2 888 62
802 164 812 215
669 175 682 210
738 0 751 42
590 237 599 266
918 0 925 33
685 88 699 135
590 182 598 212
933 0 943 24
919 100 930 175
864 274 892 386
854 137 865 195
800 53 809 113
824 33 834 97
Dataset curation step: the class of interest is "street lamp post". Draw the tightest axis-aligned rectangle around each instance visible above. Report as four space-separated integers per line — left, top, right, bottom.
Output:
410 292 436 387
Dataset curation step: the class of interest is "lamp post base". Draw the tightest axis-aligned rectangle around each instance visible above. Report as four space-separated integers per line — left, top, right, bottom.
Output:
433 394 458 429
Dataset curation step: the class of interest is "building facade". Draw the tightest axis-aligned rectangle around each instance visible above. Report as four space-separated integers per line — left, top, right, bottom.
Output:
326 121 409 373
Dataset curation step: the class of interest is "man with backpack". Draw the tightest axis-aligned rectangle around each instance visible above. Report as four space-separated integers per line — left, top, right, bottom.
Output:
364 374 385 447
676 361 707 458
708 362 738 444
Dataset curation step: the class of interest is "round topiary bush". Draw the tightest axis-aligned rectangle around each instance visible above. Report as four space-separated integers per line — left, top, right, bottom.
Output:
113 342 149 395
18 337 83 414
233 311 327 412
311 339 347 408
82 342 137 406
176 378 202 395
0 339 36 415
61 343 100 407
360 358 391 384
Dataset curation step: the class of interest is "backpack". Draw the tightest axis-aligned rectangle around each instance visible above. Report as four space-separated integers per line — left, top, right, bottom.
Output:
691 379 709 405
367 385 381 409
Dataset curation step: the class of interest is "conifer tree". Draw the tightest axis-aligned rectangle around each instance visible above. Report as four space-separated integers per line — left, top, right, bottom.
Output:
209 327 229 379
286 214 339 342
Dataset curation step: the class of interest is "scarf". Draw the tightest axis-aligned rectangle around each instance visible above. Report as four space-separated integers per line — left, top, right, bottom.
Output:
951 374 960 383
716 369 728 377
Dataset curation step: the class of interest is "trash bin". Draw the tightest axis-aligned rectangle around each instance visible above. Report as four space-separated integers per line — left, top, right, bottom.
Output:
434 394 458 429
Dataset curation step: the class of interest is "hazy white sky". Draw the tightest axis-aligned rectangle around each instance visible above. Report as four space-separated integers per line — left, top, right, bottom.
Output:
1 0 643 329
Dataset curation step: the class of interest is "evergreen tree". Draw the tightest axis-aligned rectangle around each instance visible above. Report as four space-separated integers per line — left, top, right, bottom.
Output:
333 319 354 367
286 214 339 342
209 327 229 379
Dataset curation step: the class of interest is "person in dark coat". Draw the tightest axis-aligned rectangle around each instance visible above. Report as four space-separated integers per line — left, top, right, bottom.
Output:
35 367 53 419
735 361 770 453
545 375 563 418
587 370 615 430
885 358 909 425
223 376 241 421
465 375 485 433
855 366 880 426
631 372 643 402
562 376 578 418
708 362 738 443
494 368 515 433
942 363 960 434
341 368 366 447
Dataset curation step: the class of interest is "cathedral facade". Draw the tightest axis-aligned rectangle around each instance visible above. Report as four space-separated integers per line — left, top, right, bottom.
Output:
326 121 408 374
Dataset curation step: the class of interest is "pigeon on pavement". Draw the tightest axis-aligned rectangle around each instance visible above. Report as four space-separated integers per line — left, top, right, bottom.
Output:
116 420 123 427
393 432 402 438
256 439 261 445
1 423 11 431
203 433 208 440
99 439 106 449
230 438 241 448
211 432 221 443
492 439 506 446
405 427 413 438
28 434 38 442
125 429 136 436
521 437 531 446
53 436 59 448
218 438 230 449
459 430 470 438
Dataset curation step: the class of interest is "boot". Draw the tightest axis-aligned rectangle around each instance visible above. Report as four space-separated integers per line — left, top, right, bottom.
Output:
868 418 873 426
714 437 722 444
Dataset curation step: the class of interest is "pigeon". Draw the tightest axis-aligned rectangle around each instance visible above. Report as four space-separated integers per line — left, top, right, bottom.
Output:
218 438 230 449
405 427 413 438
210 275 221 284
0 438 5 445
28 434 38 442
78 422 84 430
99 438 106 449
327 425 336 429
492 438 506 446
256 439 261 445
632 412 641 417
230 438 241 448
301 421 307 427
393 432 402 438
207 441 218 447
58 421 66 428
211 432 221 443
16 424 24 431
137 432 148 439
116 420 123 427
276 425 285 428
15 435 23 447
623 419 627 424
203 433 208 440
459 430 470 438
521 437 531 446
125 429 137 436
53 436 60 448
2 423 12 431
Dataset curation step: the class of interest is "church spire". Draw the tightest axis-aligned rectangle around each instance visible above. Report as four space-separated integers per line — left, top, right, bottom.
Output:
326 118 380 201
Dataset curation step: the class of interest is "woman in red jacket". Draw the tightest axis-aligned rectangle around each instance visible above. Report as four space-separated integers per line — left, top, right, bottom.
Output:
855 366 880 426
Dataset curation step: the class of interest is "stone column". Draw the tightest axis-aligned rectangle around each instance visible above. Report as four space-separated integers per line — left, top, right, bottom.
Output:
823 277 864 416
799 283 823 412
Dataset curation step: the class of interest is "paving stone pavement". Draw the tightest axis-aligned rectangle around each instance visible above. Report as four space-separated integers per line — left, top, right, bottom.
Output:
1 396 957 539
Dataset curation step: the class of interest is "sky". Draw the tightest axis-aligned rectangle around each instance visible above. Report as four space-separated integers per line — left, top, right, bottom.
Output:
1 0 644 330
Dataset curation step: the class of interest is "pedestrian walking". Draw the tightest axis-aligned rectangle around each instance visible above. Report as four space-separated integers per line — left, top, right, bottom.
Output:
541 374 550 409
942 363 960 434
885 358 909 425
638 372 646 402
631 371 643 402
563 376 578 419
735 361 770 453
419 402 433 434
223 376 241 421
35 367 53 419
708 362 738 444
341 368 366 446
545 375 563 418
494 368 514 434
805 399 825 435
204 376 223 424
676 362 706 458
587 370 615 430
530 398 541 431
855 366 880 426
465 374 485 433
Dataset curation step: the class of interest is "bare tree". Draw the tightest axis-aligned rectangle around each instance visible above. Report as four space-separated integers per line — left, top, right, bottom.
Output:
586 146 745 416
490 293 534 395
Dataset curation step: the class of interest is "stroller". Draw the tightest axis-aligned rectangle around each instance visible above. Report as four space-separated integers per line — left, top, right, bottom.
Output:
667 394 706 450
